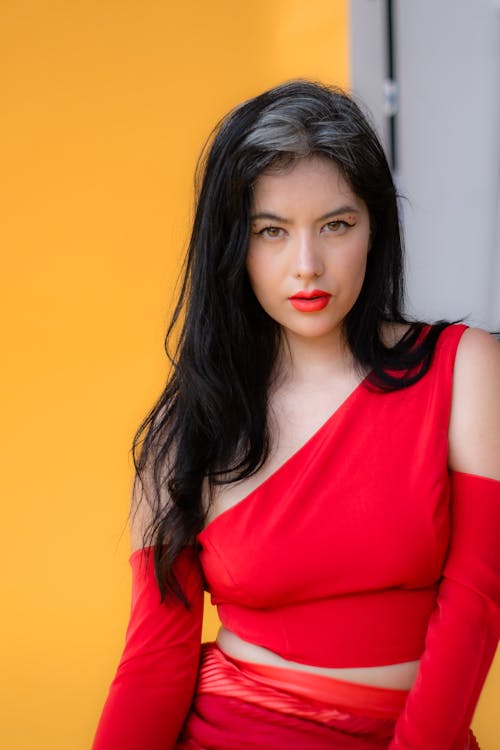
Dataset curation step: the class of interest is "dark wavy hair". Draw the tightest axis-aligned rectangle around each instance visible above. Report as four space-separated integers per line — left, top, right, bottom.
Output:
132 79 449 601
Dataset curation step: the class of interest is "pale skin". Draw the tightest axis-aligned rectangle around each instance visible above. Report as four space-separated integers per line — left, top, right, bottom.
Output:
132 156 500 691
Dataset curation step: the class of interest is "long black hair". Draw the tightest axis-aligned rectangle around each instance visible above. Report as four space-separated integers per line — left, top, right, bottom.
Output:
132 79 449 601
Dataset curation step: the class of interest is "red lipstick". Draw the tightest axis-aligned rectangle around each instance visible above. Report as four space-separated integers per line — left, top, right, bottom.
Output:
289 289 332 312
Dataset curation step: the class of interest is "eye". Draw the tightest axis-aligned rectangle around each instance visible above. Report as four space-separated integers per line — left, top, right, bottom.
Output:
322 220 353 235
253 226 286 239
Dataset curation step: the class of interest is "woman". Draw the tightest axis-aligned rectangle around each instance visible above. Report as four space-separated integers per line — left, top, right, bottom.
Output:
93 80 500 749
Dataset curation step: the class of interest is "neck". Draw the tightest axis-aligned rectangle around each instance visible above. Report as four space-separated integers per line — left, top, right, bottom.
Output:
276 329 355 385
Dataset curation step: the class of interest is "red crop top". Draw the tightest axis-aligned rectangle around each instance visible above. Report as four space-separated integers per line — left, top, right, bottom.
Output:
199 323 466 667
93 323 500 749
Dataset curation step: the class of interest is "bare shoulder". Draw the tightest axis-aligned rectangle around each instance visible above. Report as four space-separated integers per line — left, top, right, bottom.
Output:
448 327 500 480
453 326 500 389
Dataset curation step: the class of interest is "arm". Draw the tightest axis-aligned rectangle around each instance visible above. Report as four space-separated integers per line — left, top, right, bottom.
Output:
390 328 500 750
92 477 204 750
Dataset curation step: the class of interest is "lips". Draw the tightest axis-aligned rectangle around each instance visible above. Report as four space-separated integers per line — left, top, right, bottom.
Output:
289 289 332 312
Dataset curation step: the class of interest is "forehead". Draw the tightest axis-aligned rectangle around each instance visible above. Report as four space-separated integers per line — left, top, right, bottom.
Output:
251 155 360 209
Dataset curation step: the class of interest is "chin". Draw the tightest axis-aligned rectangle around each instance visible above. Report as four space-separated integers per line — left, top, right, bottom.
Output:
285 324 343 341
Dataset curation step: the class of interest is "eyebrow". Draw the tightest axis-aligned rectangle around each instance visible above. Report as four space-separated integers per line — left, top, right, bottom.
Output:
250 205 360 223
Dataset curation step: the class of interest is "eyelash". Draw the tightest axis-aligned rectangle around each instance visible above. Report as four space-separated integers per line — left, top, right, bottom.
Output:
253 220 354 238
255 226 285 238
323 220 354 233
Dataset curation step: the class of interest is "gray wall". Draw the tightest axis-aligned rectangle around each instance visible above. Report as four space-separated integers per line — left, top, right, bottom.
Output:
349 0 500 331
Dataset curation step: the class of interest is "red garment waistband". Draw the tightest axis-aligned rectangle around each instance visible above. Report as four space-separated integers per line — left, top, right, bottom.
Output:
196 642 409 721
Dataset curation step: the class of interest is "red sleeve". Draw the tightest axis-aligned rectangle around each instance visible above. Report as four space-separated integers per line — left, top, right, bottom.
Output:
389 471 500 749
92 546 204 750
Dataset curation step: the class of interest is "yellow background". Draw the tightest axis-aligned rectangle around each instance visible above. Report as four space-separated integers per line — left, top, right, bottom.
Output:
1 1 497 748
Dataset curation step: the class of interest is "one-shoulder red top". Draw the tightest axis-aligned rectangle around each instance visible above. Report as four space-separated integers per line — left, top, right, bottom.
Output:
198 324 468 667
94 322 500 749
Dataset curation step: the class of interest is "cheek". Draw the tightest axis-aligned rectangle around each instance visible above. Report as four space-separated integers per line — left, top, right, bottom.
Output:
245 254 284 319
245 246 256 276
245 254 268 309
336 243 369 283
245 252 260 294
333 250 369 305
246 249 276 294
353 253 369 290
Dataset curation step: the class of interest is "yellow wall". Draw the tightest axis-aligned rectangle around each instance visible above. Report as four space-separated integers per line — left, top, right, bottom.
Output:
1 1 497 748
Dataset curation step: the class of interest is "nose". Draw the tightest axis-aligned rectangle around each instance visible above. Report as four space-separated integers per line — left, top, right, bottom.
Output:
293 231 324 279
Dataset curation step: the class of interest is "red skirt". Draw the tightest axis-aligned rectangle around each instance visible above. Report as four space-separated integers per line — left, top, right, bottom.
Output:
176 642 477 749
